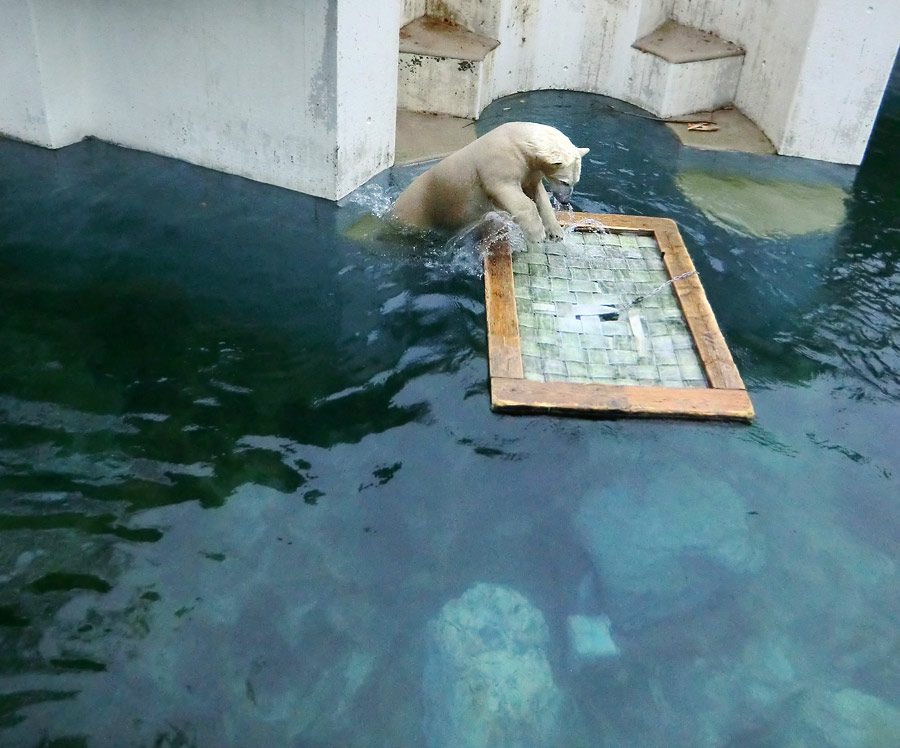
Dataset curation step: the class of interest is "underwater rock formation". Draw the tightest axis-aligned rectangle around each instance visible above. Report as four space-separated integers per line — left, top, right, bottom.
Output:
576 471 763 629
423 583 568 748
674 171 848 239
760 687 900 747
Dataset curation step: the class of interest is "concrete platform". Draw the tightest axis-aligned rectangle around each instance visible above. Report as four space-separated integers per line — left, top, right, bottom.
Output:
665 107 776 155
394 109 476 165
399 15 498 61
633 20 744 63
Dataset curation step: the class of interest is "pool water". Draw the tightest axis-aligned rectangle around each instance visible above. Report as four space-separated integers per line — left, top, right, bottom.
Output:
1 61 899 746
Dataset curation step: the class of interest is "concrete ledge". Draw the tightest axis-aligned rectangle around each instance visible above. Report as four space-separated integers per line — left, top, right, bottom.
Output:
400 15 498 62
633 20 744 63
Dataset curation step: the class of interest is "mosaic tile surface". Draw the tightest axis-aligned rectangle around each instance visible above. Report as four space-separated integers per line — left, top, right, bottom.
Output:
511 229 708 387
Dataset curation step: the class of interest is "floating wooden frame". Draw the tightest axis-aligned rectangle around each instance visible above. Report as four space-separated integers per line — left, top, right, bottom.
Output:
483 212 754 421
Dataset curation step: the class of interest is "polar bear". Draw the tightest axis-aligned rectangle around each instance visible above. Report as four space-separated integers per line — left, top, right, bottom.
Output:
389 122 589 243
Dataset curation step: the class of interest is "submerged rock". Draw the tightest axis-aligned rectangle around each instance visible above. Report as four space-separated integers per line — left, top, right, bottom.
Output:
760 687 900 747
576 472 763 628
675 170 847 238
423 583 567 748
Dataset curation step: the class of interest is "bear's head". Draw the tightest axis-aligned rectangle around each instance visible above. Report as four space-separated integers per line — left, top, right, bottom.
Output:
532 127 589 204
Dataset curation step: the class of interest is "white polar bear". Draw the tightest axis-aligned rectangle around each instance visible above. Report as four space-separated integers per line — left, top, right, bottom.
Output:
389 122 589 243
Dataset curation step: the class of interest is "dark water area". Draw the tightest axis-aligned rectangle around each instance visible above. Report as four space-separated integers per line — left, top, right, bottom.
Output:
1 61 899 746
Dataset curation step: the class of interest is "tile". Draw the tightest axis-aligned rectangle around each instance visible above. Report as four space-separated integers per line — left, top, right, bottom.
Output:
521 354 541 371
588 363 618 379
520 339 540 356
515 298 533 314
565 361 590 378
542 359 568 376
608 349 637 365
580 334 608 350
586 348 611 364
561 345 587 362
517 312 536 328
657 363 681 381
559 331 582 347
557 316 583 333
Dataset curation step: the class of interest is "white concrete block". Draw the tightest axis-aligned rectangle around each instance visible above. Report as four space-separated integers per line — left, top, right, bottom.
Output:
0 0 401 201
398 52 495 119
776 0 900 164
567 614 620 663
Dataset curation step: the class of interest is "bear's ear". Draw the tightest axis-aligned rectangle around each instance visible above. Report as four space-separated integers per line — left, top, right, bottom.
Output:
578 147 590 156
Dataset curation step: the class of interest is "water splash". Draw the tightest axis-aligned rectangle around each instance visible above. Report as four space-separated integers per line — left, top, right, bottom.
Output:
340 183 396 218
437 211 527 278
551 195 576 227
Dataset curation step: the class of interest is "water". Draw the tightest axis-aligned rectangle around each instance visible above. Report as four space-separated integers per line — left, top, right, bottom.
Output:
1 61 899 746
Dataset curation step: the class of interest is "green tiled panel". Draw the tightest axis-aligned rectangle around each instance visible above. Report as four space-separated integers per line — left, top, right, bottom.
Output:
511 227 707 388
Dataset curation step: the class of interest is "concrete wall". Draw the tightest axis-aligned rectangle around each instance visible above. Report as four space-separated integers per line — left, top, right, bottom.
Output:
413 0 898 165
1 0 400 200
2 0 896 201
667 0 899 163
777 0 900 163
402 0 426 27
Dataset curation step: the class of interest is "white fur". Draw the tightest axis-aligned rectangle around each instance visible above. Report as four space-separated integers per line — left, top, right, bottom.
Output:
390 122 589 243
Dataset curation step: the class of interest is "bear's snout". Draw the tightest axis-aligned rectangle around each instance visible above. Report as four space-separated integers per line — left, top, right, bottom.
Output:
549 182 573 204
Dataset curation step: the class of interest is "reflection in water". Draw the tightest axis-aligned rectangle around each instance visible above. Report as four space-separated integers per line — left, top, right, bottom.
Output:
1 63 900 746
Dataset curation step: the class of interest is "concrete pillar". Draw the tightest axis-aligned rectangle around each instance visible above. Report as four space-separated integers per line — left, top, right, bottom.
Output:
775 0 900 163
0 0 400 200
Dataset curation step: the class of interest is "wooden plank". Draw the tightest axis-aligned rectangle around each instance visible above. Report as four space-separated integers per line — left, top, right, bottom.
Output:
655 221 746 390
483 248 524 379
491 377 755 422
560 212 666 233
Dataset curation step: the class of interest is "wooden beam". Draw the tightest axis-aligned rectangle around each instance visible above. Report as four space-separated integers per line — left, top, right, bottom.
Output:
655 220 746 391
560 212 663 233
483 248 524 379
491 377 754 422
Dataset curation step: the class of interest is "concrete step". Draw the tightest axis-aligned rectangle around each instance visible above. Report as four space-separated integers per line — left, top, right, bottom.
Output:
631 20 745 119
398 15 499 120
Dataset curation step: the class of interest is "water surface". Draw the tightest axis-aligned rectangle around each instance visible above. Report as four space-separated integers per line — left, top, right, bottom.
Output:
1 64 899 747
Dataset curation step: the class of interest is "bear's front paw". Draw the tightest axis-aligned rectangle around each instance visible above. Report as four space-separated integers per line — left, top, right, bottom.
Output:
546 226 565 241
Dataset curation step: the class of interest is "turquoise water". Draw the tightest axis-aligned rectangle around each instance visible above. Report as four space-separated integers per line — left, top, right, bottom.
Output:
1 65 899 746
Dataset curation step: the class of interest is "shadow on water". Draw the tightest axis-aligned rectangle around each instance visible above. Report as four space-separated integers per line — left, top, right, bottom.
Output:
0 58 899 747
